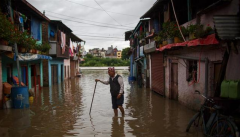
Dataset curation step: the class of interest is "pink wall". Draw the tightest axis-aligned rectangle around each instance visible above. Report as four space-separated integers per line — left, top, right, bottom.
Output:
64 59 70 79
165 46 224 110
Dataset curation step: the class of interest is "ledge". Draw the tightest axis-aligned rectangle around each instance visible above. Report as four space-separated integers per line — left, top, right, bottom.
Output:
0 45 12 52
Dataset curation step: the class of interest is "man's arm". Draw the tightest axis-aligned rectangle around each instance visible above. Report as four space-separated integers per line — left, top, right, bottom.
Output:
95 79 109 85
118 76 124 94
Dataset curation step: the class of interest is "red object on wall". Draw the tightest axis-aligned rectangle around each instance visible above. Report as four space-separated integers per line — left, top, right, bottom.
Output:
157 34 219 51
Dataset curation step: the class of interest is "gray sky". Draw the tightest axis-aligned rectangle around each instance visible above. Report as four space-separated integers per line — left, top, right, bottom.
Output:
28 0 156 51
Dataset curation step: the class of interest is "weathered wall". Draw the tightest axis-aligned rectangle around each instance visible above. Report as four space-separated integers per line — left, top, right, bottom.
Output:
165 46 224 110
226 44 240 80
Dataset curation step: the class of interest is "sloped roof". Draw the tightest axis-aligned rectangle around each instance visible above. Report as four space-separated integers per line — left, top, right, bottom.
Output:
12 0 50 21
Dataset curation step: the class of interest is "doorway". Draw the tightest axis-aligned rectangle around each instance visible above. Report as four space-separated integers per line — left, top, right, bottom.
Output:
170 62 178 100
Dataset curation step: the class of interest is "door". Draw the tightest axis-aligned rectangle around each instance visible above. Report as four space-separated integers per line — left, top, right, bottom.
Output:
21 66 28 86
51 65 58 84
61 64 63 81
31 65 36 91
171 63 178 100
213 63 222 90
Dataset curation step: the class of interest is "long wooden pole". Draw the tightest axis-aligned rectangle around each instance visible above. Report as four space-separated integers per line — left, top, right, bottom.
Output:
89 81 97 115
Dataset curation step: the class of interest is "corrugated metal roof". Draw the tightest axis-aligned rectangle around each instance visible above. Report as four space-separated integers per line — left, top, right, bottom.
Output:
213 15 240 40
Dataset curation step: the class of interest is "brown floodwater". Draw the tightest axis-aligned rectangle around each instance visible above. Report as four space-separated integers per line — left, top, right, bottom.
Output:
0 70 204 137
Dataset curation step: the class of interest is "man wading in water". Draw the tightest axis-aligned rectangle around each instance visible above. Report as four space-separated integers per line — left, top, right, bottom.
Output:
95 67 125 117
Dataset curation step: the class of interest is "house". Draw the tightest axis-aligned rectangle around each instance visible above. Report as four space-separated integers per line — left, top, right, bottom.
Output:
69 33 84 78
127 0 240 110
89 48 106 58
105 45 118 58
117 50 122 59
1 0 52 98
43 20 72 86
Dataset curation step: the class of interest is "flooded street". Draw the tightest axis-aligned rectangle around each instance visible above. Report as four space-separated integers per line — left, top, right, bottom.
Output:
0 70 204 137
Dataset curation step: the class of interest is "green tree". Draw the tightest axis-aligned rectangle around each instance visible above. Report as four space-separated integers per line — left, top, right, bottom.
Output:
81 55 130 67
121 47 130 60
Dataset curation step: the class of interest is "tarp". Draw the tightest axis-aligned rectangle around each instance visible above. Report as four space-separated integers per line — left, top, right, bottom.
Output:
157 34 219 51
17 53 52 61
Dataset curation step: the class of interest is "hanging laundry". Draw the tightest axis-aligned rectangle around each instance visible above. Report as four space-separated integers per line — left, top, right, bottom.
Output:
69 38 74 56
61 32 66 54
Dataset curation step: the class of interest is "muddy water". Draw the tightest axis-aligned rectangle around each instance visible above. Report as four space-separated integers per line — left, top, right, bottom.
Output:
0 70 204 137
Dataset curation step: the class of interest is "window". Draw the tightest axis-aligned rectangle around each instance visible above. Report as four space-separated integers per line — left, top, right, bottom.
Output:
7 65 13 83
186 60 198 82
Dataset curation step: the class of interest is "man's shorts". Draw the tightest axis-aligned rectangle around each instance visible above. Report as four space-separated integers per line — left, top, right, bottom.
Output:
111 95 124 109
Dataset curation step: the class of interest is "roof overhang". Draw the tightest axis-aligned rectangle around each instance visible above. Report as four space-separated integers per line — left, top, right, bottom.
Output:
51 20 72 33
70 33 84 43
12 0 50 21
140 0 167 19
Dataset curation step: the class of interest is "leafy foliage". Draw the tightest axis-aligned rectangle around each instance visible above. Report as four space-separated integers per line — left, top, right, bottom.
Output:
0 10 37 49
121 47 130 60
81 54 130 67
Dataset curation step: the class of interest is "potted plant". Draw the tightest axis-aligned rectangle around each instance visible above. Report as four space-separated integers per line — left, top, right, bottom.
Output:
163 21 177 44
195 24 205 38
179 26 189 41
204 25 214 35
187 24 198 40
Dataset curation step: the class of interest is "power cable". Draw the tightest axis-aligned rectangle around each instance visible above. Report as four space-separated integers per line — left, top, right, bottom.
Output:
47 15 132 30
93 0 122 26
63 0 139 17
77 34 123 39
45 10 130 27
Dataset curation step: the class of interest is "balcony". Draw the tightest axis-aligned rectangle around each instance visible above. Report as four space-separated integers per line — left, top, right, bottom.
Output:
0 45 12 52
144 41 156 54
49 41 69 59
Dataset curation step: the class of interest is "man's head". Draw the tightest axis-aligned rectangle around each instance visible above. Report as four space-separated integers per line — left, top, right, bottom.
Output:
108 67 115 77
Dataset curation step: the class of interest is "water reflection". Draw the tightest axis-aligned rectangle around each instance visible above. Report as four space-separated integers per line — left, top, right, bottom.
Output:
0 70 204 137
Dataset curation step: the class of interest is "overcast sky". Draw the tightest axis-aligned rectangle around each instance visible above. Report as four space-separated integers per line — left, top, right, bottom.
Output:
27 0 156 52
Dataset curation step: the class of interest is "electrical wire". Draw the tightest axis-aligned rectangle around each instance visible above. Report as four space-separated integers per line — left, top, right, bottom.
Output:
45 10 132 27
170 0 186 42
47 15 132 30
77 34 123 39
63 0 139 17
93 0 122 26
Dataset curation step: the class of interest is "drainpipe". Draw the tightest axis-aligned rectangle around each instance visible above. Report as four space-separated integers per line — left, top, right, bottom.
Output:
205 58 209 96
14 43 22 86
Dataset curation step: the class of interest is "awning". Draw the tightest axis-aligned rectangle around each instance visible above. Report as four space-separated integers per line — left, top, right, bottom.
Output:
17 53 52 61
157 34 219 51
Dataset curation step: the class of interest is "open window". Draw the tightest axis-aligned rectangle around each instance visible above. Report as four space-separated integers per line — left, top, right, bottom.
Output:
186 60 198 82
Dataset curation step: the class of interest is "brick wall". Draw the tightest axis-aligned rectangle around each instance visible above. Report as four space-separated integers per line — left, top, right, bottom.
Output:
0 56 3 108
42 21 49 43
42 60 49 86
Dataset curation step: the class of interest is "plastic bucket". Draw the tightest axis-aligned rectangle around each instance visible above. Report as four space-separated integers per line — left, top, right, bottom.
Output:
11 86 29 109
